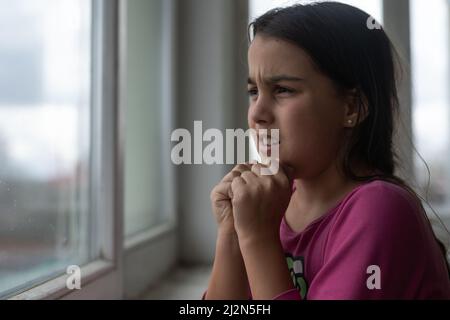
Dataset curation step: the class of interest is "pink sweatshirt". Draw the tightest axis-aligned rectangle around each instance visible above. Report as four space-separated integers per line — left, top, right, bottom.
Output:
277 180 450 300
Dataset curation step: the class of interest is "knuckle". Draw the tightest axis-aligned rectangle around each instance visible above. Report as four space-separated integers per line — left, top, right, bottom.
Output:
230 170 241 178
231 176 241 184
232 188 250 203
251 165 260 175
235 163 251 172
226 170 240 182
241 171 251 179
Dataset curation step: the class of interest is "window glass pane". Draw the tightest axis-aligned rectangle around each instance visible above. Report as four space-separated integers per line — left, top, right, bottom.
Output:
125 0 165 237
0 0 93 296
250 0 382 24
411 0 450 222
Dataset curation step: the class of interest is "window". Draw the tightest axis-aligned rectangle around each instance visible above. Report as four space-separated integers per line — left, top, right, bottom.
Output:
0 0 176 300
411 0 450 227
0 0 97 297
249 0 382 23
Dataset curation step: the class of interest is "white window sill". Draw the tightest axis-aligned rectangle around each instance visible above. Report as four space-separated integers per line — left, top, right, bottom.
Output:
8 259 115 300
124 220 177 252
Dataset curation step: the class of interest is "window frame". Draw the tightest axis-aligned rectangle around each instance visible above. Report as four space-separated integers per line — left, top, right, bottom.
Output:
8 0 124 300
123 0 177 250
121 0 178 299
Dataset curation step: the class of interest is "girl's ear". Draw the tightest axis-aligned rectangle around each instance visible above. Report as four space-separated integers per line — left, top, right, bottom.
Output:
343 88 369 128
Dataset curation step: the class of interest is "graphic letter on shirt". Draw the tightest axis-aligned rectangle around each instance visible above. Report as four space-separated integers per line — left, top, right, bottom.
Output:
286 254 308 299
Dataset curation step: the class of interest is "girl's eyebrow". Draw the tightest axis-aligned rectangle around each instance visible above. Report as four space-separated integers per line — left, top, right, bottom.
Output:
247 75 306 85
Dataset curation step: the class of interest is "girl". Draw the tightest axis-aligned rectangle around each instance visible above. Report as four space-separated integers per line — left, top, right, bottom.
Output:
205 2 450 300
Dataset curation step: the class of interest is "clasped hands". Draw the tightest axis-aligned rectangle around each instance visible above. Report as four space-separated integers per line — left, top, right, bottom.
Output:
210 162 294 245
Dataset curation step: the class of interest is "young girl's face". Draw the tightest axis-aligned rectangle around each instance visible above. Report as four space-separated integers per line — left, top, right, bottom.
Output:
248 35 351 178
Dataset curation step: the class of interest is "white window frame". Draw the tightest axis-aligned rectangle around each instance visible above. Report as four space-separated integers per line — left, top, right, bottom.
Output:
122 0 177 250
121 0 178 299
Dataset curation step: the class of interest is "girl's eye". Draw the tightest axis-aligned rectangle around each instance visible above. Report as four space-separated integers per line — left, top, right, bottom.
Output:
247 86 295 100
274 86 294 95
247 88 259 98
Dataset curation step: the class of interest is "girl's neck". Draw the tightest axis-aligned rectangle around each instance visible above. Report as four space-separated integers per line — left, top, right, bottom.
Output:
291 162 368 221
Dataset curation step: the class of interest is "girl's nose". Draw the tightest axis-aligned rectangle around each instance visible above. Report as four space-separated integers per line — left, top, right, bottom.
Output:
249 95 274 126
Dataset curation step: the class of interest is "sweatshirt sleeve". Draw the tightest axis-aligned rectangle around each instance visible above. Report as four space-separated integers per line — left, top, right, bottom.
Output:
202 289 301 300
307 182 450 299
273 289 302 300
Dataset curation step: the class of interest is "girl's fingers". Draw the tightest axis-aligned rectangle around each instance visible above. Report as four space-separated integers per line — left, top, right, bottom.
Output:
212 181 232 199
251 163 262 176
240 170 258 184
251 162 276 178
222 170 242 183
253 160 295 190
223 163 253 182
222 162 293 194
231 176 246 192
232 163 252 173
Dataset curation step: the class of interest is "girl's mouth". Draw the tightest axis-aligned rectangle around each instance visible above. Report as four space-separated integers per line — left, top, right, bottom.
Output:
258 135 280 158
260 135 280 147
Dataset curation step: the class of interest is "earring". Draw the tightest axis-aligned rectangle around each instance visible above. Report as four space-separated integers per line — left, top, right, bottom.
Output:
347 120 353 125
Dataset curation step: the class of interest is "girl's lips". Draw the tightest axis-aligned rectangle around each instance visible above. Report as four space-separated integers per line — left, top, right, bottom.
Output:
254 130 281 160
261 136 280 146
257 138 280 158
258 135 280 147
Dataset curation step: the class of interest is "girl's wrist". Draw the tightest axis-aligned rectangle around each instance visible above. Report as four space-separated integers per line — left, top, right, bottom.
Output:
237 229 280 251
217 225 238 238
217 228 241 250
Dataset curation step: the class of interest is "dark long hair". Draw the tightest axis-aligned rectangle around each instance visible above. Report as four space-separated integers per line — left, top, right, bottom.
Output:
249 1 449 274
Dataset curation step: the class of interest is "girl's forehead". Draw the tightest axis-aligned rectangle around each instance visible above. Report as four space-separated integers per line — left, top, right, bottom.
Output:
248 36 314 77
